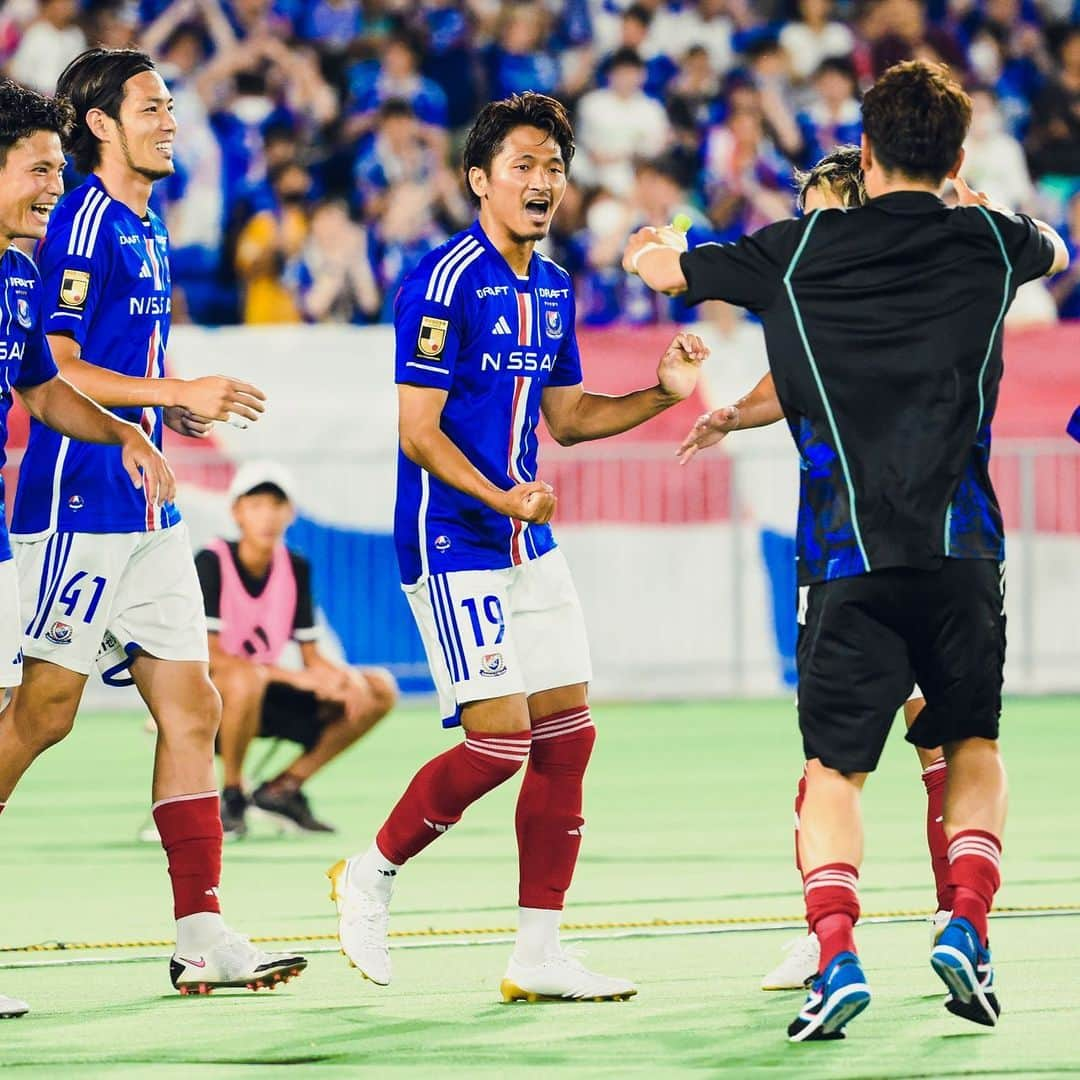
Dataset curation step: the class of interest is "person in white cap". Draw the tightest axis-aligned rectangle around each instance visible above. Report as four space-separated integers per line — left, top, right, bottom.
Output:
195 462 397 837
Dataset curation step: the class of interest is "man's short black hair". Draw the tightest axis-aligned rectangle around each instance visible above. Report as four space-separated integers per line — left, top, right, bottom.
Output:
861 60 972 185
378 98 417 122
240 482 289 502
0 78 74 170
623 3 653 25
57 47 157 174
607 46 646 72
814 55 858 85
462 92 575 208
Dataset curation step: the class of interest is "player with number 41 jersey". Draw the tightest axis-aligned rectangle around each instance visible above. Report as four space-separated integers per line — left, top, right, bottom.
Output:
329 92 708 1005
0 48 305 1000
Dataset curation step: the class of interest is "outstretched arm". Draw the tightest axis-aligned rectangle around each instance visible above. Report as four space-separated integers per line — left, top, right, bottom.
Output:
47 333 266 427
18 375 175 504
399 383 556 524
541 332 708 446
676 372 784 464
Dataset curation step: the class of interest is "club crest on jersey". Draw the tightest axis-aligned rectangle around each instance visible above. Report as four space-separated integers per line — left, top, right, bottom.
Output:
16 297 31 328
416 315 449 360
544 308 563 337
68 494 84 510
479 652 507 677
59 268 90 310
45 620 73 646
434 535 451 552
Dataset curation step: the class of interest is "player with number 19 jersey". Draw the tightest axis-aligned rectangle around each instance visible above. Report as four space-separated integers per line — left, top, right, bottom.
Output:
394 220 582 584
12 173 178 536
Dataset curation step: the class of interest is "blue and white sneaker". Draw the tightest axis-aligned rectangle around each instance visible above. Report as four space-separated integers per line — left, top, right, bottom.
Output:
787 951 871 1042
930 917 1000 1027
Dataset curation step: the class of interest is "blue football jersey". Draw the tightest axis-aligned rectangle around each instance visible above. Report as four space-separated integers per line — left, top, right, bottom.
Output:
394 221 583 584
12 175 180 537
0 246 59 561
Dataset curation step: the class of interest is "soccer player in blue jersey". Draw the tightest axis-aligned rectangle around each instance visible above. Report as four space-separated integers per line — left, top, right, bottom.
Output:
0 78 175 1021
329 92 707 1002
0 49 306 997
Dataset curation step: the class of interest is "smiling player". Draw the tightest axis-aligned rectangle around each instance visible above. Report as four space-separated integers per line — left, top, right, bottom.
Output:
329 92 707 1003
0 76 175 1021
0 49 306 998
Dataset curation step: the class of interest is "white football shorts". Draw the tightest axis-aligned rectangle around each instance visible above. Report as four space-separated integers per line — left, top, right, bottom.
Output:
405 547 592 727
1 557 23 688
14 522 209 676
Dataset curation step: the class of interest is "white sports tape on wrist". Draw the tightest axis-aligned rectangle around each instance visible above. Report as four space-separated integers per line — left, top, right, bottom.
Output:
630 242 672 273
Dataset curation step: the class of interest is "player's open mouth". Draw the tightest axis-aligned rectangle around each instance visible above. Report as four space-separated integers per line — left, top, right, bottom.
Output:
524 198 550 224
155 141 174 158
29 203 53 223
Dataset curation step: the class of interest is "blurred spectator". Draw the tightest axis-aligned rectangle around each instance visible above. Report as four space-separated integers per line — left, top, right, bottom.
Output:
235 159 311 323
484 3 561 101
792 57 862 168
288 198 381 324
597 5 678 102
867 0 967 78
345 29 449 147
369 180 446 322
703 89 793 237
1026 27 1080 191
1049 193 1080 320
353 100 444 220
6 0 86 93
295 0 364 54
779 0 855 83
414 0 480 128
962 86 1037 214
683 0 738 77
576 47 671 196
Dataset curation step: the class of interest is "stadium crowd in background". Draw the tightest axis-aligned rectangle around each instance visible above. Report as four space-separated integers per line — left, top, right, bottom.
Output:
1 0 1078 327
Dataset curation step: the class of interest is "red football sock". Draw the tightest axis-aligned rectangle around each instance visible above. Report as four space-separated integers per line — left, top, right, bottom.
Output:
516 706 596 910
376 730 531 865
947 830 1001 945
804 863 860 969
152 792 223 920
793 767 807 875
921 757 953 910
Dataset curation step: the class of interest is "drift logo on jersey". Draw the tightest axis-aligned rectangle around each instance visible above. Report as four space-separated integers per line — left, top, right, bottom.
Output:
59 269 90 310
479 652 507 677
416 315 448 360
45 620 74 645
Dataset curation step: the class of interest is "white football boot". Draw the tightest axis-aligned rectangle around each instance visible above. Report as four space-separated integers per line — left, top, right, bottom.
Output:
0 993 29 1019
327 857 393 986
761 933 820 991
170 928 307 995
501 948 637 1003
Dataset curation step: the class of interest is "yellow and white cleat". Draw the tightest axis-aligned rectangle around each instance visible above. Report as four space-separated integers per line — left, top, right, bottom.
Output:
327 858 392 987
500 950 637 1003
